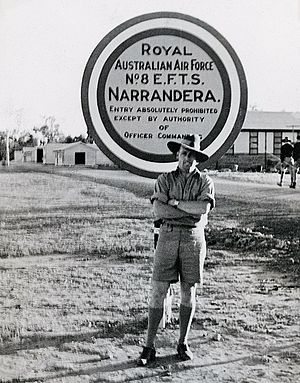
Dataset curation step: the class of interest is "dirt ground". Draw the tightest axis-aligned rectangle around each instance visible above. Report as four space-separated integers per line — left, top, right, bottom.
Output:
0 249 299 383
0 168 299 382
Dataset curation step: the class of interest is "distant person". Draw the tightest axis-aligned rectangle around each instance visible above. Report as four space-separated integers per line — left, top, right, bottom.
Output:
291 134 300 188
277 137 294 187
137 135 215 366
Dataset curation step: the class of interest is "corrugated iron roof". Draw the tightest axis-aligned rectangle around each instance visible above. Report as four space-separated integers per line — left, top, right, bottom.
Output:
52 142 98 152
242 111 300 130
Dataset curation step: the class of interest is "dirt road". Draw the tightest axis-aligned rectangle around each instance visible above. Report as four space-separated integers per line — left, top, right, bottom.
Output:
0 247 299 382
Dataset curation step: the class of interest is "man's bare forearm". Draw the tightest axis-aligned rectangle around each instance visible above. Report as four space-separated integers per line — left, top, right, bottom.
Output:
167 199 211 217
177 200 211 216
153 200 189 220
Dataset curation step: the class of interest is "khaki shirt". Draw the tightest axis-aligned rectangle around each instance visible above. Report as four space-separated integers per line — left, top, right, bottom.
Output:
151 167 215 228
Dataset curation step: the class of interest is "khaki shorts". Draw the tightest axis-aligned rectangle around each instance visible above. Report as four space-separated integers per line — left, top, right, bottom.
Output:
152 223 206 285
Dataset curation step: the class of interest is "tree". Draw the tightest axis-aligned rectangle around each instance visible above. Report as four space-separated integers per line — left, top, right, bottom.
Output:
64 135 74 143
0 106 68 164
37 116 65 143
73 134 87 143
63 133 88 143
0 133 6 161
0 107 25 165
0 131 18 163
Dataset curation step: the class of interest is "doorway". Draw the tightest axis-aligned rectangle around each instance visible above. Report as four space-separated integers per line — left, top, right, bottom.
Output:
75 152 86 165
37 148 43 163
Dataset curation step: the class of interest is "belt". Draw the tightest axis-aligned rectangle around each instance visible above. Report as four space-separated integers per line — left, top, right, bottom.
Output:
163 222 195 229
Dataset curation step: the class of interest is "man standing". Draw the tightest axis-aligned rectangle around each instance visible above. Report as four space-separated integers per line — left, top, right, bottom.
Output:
137 135 215 366
277 137 294 187
291 134 300 188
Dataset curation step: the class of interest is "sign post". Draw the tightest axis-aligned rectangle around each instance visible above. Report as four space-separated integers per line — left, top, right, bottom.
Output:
81 12 247 178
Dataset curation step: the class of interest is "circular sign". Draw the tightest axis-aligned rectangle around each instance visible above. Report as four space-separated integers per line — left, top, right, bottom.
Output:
81 12 248 178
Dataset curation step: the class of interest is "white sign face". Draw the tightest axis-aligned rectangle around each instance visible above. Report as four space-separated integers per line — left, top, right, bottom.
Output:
82 12 248 178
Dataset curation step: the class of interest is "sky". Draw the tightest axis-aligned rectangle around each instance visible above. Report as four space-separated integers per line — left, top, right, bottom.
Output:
0 0 300 136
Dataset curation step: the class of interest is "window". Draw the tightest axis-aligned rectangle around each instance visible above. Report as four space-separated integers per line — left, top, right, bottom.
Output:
273 132 282 156
249 131 258 154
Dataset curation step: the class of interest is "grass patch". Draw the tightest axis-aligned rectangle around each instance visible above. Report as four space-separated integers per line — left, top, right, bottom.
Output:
0 172 153 258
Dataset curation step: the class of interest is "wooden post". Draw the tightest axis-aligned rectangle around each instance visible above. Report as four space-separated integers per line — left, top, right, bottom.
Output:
153 219 174 329
161 286 174 328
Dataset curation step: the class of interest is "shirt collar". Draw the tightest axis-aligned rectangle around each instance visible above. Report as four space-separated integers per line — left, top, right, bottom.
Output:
176 167 199 178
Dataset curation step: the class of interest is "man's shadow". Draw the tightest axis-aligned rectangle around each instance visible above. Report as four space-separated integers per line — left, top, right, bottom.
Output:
12 353 183 383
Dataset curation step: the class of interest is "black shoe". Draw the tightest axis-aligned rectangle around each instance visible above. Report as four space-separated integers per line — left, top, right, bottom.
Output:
177 343 193 361
289 182 296 189
137 346 156 366
277 182 282 187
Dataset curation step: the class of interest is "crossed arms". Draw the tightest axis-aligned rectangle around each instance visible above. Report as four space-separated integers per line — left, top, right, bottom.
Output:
153 199 211 221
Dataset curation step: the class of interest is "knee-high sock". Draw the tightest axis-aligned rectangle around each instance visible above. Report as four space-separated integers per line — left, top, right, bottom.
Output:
145 307 164 348
178 304 195 344
280 171 284 183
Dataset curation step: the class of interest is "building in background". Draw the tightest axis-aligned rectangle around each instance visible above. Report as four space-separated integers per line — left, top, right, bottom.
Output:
217 111 300 171
21 146 44 163
13 150 23 162
52 142 116 167
53 142 98 166
12 111 300 171
233 111 300 155
43 143 66 164
13 141 115 168
88 143 116 167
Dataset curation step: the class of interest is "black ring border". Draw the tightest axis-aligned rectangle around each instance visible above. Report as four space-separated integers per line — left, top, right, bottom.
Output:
81 12 248 178
97 28 231 163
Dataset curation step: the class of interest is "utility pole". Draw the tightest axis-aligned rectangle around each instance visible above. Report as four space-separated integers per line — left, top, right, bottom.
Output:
286 125 300 142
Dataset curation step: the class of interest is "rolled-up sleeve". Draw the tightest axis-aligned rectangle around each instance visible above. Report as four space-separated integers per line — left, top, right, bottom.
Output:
150 174 169 204
197 175 215 209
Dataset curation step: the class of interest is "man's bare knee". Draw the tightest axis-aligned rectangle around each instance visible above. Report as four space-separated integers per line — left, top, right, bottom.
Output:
180 282 197 307
149 280 170 308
